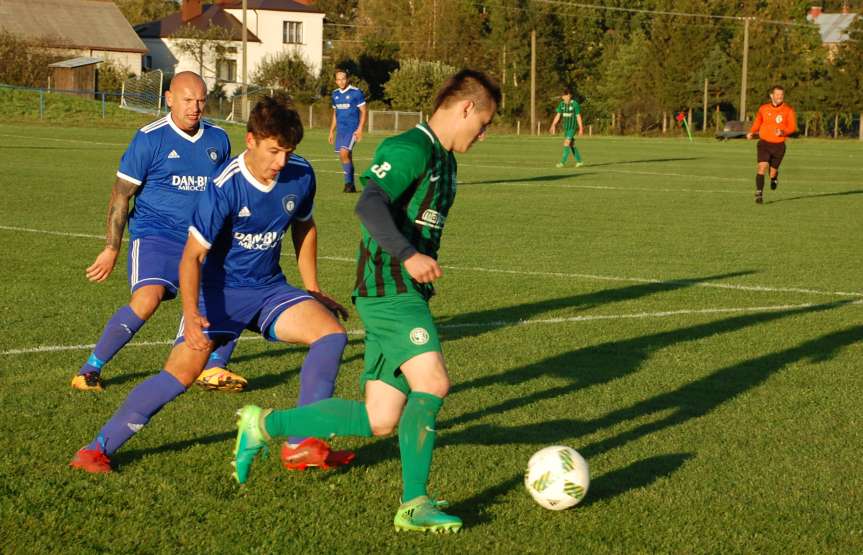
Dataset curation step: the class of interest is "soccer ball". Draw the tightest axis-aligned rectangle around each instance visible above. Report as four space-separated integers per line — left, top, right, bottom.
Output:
524 446 589 510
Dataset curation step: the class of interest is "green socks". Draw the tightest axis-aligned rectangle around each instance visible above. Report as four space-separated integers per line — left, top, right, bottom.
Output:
560 147 570 163
264 398 373 439
399 392 444 502
570 145 582 163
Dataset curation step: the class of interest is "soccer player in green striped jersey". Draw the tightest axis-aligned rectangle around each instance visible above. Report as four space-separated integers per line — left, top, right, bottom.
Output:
232 69 501 533
549 87 584 168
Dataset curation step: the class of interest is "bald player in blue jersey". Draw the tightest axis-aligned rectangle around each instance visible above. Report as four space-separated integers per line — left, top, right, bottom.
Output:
72 72 247 392
71 96 355 474
329 69 367 193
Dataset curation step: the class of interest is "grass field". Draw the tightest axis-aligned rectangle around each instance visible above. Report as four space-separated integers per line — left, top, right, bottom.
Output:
1 120 861 554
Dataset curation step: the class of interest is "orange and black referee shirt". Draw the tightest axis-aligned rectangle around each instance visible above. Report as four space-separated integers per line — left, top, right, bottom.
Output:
750 103 797 144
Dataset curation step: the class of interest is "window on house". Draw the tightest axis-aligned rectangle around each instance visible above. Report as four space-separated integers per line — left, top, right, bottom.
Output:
217 59 237 82
283 21 303 44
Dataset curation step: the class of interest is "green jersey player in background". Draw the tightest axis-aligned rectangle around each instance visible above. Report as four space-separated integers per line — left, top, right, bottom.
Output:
232 69 501 533
549 87 584 168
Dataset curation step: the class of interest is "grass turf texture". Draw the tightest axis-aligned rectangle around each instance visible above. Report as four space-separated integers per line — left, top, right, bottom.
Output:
1 121 862 553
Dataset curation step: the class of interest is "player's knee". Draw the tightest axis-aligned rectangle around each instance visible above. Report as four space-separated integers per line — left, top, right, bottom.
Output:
413 375 450 398
367 411 399 437
129 292 162 319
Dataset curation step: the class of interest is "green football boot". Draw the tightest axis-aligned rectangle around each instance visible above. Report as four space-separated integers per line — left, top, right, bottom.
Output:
393 496 462 533
232 405 270 485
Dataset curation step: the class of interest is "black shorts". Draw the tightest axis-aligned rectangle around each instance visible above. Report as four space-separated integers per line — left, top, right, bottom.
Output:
757 140 786 168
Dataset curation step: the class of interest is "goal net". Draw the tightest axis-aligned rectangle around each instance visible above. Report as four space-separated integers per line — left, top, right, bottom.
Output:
120 70 164 114
368 110 423 133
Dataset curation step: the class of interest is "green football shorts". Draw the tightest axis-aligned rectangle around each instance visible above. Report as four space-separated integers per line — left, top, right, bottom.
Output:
355 293 442 396
564 130 577 140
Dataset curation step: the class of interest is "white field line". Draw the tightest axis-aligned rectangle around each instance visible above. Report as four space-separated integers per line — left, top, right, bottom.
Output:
4 301 858 356
1 130 858 188
2 225 861 299
0 132 128 147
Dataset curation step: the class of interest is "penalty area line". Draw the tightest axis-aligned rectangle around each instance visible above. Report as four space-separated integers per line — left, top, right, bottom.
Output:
2 301 858 356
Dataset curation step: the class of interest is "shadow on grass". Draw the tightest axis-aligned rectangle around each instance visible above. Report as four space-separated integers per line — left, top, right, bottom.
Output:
438 270 754 342
767 189 863 204
460 172 596 185
451 314 860 525
585 157 701 168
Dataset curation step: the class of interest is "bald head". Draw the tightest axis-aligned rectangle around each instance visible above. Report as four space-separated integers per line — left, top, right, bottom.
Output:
170 71 206 94
166 71 207 134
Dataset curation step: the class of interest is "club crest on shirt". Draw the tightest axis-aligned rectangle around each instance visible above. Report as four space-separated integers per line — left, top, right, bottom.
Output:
775 115 783 124
207 147 219 162
282 194 297 214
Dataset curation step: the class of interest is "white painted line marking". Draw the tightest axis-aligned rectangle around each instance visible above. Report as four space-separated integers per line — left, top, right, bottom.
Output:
3 301 857 356
2 225 861 299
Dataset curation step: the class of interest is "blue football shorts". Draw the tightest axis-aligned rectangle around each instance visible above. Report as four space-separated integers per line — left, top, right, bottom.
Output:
127 235 185 299
334 129 356 152
174 281 314 346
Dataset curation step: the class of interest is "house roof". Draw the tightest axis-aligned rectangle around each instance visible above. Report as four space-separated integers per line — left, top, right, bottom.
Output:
218 1 323 14
135 4 262 42
0 0 148 54
48 56 103 68
807 12 859 44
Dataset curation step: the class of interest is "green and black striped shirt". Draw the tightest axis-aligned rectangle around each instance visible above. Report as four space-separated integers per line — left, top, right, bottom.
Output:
353 123 456 300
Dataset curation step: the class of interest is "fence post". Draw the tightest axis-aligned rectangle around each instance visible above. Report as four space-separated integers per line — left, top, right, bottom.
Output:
859 113 862 141
395 111 399 131
39 90 45 119
309 104 313 128
101 93 106 118
516 120 520 135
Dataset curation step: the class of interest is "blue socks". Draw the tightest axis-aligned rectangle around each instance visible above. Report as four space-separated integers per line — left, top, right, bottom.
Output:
87 370 186 456
79 305 145 375
289 332 348 444
341 162 354 185
204 339 237 370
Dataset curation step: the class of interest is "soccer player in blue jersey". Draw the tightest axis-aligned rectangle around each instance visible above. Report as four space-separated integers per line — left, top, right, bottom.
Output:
70 96 354 473
329 69 367 193
72 71 247 392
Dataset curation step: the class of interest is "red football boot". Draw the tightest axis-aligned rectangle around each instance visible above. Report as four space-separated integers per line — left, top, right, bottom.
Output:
70 448 112 473
280 438 355 470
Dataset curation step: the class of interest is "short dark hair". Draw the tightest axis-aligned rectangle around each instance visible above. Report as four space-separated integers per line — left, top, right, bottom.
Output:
335 68 348 77
433 69 502 113
562 87 572 96
769 85 784 95
247 95 303 148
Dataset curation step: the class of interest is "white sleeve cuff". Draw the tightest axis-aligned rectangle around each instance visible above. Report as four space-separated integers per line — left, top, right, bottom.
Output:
116 171 142 186
188 226 211 249
357 102 366 107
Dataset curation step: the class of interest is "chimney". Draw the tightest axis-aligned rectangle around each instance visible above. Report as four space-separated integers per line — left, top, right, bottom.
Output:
181 0 203 23
808 6 823 19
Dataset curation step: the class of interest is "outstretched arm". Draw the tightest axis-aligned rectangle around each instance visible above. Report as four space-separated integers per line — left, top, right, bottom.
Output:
85 176 139 283
292 217 348 320
179 235 211 351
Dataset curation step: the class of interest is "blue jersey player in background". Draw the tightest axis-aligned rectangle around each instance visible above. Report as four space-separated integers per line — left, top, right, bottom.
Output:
329 69 367 193
71 96 355 473
73 71 248 393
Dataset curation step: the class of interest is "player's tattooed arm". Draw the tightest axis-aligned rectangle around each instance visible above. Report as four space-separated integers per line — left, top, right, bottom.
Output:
105 177 139 250
85 177 138 283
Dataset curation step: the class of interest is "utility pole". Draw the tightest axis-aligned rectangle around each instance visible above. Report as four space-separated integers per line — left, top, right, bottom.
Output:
530 29 536 135
241 0 248 120
740 16 750 121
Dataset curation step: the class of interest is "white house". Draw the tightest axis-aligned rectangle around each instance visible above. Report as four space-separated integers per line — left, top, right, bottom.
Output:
135 0 324 96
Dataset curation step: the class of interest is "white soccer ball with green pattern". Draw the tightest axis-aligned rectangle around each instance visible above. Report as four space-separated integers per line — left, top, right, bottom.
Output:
524 446 589 510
